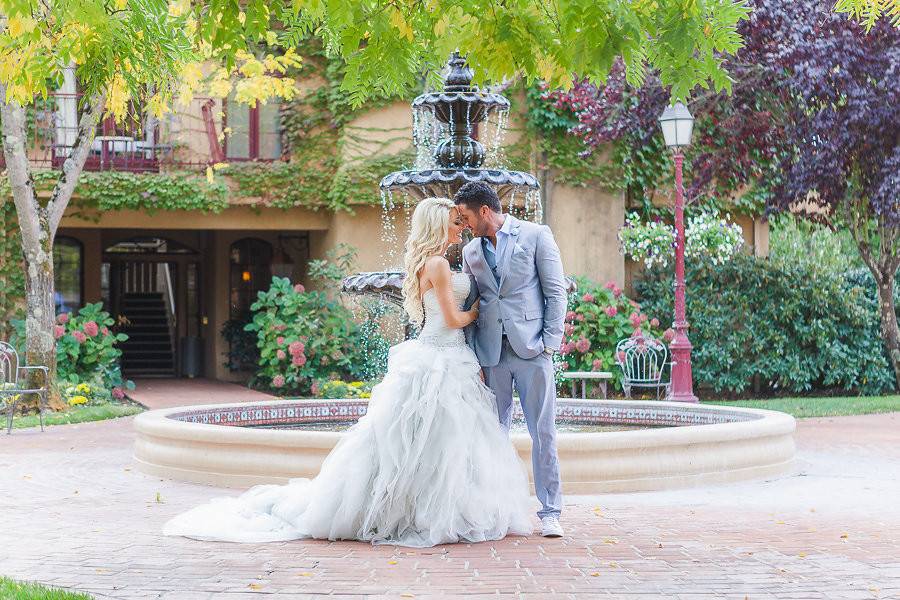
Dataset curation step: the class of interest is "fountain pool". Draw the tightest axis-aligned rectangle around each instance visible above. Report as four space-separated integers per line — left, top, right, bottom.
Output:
133 398 795 493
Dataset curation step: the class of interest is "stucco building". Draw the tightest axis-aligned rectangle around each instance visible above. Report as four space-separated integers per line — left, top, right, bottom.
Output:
7 83 768 383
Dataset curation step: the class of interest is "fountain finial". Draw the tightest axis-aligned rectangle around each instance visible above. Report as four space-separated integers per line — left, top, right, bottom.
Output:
444 52 474 91
380 50 539 202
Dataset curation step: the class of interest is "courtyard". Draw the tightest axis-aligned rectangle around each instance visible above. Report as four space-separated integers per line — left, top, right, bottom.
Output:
1 390 897 599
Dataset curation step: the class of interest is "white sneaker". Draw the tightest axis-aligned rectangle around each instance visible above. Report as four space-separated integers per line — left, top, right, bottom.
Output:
540 516 563 538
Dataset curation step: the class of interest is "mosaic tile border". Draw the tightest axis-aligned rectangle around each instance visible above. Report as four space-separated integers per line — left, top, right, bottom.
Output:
168 400 758 429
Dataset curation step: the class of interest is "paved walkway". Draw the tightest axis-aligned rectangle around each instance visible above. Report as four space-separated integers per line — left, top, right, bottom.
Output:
1 402 898 599
128 378 277 410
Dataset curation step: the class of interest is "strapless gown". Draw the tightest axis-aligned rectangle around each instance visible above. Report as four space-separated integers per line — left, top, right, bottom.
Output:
163 272 533 547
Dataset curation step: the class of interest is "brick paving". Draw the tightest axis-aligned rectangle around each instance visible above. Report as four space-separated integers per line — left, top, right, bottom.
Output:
1 402 898 599
127 379 277 410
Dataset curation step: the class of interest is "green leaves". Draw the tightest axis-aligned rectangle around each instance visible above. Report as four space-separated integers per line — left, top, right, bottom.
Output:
277 0 751 107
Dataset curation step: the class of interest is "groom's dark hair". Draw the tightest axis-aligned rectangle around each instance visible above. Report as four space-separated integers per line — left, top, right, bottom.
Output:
454 181 502 213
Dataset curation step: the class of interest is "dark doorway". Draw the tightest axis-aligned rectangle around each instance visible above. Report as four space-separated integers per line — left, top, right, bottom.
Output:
102 237 203 378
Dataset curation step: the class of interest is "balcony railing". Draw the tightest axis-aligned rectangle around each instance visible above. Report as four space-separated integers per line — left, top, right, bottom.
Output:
0 93 275 173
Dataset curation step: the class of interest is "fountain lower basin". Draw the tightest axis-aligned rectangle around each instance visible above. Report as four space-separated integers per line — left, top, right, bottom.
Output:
133 399 795 493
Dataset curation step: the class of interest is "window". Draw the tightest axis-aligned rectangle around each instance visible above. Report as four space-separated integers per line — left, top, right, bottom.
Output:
54 237 83 315
225 97 282 160
230 238 274 320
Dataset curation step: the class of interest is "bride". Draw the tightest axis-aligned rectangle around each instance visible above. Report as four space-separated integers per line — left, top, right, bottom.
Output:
164 197 534 547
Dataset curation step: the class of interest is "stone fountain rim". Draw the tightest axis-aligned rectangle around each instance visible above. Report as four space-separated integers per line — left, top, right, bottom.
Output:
379 168 540 191
134 398 796 450
412 90 511 109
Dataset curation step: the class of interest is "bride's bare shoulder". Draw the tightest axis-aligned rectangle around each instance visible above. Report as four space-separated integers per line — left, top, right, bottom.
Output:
422 255 451 274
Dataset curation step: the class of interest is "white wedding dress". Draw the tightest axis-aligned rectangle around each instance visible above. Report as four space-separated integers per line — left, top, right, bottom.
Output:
164 272 533 547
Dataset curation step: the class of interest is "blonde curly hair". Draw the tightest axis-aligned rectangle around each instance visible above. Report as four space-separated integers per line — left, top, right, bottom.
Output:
402 197 456 325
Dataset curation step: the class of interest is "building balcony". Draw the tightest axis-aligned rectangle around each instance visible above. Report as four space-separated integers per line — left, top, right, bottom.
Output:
0 93 281 174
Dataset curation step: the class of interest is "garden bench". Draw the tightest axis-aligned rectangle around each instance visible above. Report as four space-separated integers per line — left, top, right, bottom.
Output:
561 371 612 399
1 342 49 434
615 334 671 400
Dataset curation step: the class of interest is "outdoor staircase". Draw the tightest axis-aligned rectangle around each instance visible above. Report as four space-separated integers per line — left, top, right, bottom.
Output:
119 293 176 378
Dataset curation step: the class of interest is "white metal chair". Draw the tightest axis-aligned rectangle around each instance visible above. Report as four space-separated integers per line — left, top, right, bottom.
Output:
1 342 50 434
614 334 671 400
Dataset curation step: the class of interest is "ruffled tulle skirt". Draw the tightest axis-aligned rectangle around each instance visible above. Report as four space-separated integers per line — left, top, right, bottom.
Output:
163 339 534 547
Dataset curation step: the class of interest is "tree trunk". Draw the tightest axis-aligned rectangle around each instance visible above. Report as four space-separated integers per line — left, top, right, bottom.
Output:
875 272 900 387
1 86 105 411
23 218 59 408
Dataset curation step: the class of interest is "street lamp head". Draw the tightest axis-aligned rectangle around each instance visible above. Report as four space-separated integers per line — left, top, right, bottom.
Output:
658 101 694 149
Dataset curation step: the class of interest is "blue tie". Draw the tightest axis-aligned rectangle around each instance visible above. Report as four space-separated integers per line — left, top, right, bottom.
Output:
483 239 500 285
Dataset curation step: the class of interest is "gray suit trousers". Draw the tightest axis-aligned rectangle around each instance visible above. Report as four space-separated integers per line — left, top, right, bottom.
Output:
484 338 562 519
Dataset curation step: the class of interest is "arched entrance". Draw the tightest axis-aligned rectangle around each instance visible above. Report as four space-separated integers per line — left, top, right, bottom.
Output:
103 237 203 378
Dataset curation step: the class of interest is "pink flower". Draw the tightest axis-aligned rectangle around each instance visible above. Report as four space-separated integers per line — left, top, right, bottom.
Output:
101 326 109 336
663 328 676 343
294 283 306 293
613 287 622 298
292 354 307 367
630 312 642 328
565 311 577 322
582 293 594 303
629 300 640 309
288 341 305 356
640 314 648 323
53 325 65 339
576 314 585 322
112 387 125 400
631 328 644 339
616 351 626 363
276 349 286 360
650 318 660 328
592 358 603 371
604 306 617 317
604 281 616 291
276 336 285 345
72 330 86 344
272 375 285 388
83 321 99 337
274 324 286 332
310 381 320 396
574 337 591 353
560 342 573 355
57 313 70 324
564 323 575 335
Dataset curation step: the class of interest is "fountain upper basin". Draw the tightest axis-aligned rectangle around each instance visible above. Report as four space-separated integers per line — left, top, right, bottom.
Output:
133 399 795 493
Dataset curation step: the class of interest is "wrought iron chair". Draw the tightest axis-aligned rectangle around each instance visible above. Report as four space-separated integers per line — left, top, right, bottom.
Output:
1 342 49 434
614 334 671 400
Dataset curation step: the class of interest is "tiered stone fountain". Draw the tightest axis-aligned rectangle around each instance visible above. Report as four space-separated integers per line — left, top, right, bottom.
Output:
133 54 797 493
343 52 544 303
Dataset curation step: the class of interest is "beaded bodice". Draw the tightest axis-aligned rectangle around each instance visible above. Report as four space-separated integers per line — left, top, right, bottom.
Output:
419 272 470 348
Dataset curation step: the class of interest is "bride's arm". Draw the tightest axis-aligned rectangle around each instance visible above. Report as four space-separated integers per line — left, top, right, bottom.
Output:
423 257 479 330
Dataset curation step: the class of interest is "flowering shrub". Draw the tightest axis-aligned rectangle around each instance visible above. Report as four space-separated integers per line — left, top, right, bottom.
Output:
619 211 743 269
685 211 744 266
11 303 133 401
314 380 374 399
61 382 105 406
245 277 375 395
559 278 669 391
618 214 675 270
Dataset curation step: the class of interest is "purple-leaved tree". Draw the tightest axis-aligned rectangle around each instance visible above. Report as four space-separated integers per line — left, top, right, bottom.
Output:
543 0 900 387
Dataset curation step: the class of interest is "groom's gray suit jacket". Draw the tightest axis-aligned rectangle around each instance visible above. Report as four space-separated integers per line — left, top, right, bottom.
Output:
462 216 567 368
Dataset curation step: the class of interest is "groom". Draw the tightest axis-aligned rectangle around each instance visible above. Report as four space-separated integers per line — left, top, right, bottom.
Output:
454 181 567 538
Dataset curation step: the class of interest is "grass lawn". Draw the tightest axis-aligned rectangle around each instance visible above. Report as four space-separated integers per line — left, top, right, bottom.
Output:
0 577 92 599
703 395 900 418
7 403 143 430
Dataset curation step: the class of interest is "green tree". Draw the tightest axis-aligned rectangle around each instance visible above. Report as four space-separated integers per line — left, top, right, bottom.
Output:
1 0 753 396
835 0 900 29
0 0 297 394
